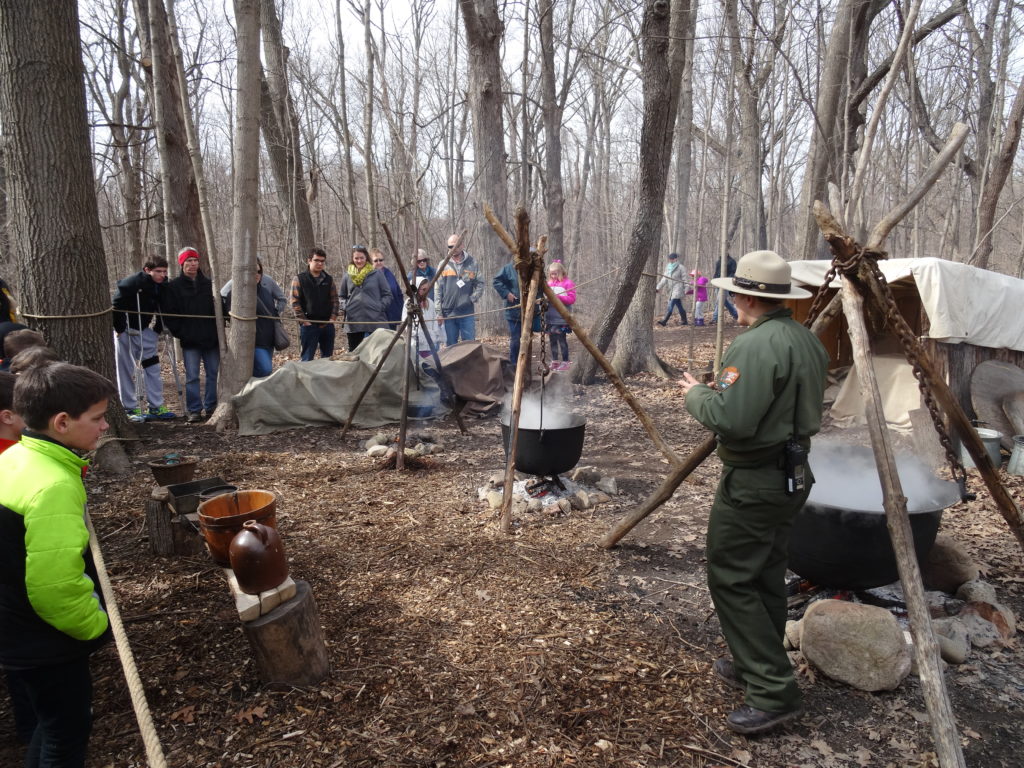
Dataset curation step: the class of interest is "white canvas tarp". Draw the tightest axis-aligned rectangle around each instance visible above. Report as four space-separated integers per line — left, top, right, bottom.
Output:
233 329 447 436
789 257 1024 352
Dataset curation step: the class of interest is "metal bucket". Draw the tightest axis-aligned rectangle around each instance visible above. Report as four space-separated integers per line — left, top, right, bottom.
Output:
1007 435 1024 476
500 415 586 477
960 427 1003 469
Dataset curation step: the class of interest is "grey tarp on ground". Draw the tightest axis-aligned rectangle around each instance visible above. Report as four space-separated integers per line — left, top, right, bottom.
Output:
233 329 448 435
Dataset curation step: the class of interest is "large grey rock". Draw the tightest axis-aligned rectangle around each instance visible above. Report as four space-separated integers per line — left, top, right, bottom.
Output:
784 620 802 651
955 580 997 605
595 477 618 495
801 600 911 691
366 444 389 458
932 618 970 664
570 466 601 485
485 491 504 510
920 535 979 593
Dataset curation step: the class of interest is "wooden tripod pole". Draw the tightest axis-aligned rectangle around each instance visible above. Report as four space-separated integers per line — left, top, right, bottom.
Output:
842 280 966 768
499 260 543 534
339 314 412 439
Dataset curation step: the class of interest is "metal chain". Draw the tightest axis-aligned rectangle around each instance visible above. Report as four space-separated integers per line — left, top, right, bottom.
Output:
537 296 550 376
862 256 968 487
803 264 839 330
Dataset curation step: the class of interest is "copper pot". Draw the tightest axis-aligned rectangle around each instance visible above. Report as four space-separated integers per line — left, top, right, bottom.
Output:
228 520 288 594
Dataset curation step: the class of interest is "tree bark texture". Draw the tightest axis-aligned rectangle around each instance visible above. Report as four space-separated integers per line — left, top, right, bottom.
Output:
574 0 688 385
539 0 566 265
221 0 261 402
459 0 509 303
259 0 315 258
0 1 119 384
136 0 205 259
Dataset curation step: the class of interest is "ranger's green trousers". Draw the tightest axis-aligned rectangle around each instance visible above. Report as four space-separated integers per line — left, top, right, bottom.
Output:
706 464 811 712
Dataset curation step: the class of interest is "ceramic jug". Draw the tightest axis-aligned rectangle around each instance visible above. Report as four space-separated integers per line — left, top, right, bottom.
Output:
228 520 288 594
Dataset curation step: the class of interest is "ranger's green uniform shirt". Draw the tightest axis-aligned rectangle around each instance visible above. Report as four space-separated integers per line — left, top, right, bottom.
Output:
685 307 828 465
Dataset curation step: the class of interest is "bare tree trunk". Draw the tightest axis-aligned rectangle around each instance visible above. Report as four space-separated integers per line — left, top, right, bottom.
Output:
217 0 261 410
358 0 379 248
972 77 1024 269
260 0 315 257
459 0 509 306
670 0 698 255
575 0 688 385
136 0 205 259
539 0 566 264
0 0 132 435
334 0 361 247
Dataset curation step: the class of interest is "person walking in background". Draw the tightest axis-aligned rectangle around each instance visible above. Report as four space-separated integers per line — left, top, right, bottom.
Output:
711 254 739 325
112 256 175 421
162 247 219 422
656 252 688 326
436 234 482 345
408 250 436 301
687 269 710 326
339 246 392 351
291 247 338 361
545 260 576 371
680 250 828 735
222 259 280 378
371 248 403 330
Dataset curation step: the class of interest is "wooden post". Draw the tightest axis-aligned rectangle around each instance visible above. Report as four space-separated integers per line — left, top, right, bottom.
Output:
499 261 543 534
241 579 329 689
842 281 965 768
145 487 206 557
396 315 414 470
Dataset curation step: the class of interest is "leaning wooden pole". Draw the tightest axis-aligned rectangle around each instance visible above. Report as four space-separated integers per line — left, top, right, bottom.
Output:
600 435 716 548
500 261 543 534
842 281 966 768
542 285 680 467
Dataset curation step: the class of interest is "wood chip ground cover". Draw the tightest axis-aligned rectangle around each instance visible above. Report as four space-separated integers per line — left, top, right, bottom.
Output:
1 327 1022 767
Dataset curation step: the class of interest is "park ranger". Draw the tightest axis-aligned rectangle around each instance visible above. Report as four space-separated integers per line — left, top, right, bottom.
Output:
679 249 828 735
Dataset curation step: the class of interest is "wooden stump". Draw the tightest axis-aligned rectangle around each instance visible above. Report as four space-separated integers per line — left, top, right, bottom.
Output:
241 579 329 689
145 488 206 557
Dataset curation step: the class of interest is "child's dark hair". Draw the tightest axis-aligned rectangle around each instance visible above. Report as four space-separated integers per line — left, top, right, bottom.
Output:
0 371 15 411
3 328 45 358
9 346 60 374
14 363 116 431
144 255 169 271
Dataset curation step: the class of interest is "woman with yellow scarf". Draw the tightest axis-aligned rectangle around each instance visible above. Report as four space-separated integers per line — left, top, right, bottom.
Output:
339 246 393 351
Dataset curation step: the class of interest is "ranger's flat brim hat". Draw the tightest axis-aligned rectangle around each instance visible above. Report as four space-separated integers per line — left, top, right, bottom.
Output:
710 249 812 299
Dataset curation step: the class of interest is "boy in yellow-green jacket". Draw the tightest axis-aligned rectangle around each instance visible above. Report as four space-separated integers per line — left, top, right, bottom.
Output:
0 363 115 766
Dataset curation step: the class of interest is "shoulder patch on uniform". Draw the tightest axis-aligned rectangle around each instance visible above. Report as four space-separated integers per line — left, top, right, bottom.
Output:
715 366 740 391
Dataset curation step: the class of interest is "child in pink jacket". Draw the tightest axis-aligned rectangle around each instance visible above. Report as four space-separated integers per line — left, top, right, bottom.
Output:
687 270 709 326
545 261 576 370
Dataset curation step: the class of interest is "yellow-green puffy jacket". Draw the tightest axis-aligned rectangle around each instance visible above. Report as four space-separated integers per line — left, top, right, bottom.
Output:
0 433 110 669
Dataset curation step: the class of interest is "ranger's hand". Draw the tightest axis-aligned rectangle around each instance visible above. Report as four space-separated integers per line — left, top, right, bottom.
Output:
679 371 701 396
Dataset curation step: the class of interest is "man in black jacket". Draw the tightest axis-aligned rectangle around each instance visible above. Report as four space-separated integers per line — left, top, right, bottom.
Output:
290 247 339 361
162 248 220 422
112 256 175 421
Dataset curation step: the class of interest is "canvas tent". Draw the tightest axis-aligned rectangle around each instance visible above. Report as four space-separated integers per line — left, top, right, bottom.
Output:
233 329 447 436
787 257 1024 431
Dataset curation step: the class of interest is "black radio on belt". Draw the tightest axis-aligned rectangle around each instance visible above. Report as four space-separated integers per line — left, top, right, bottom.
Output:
784 437 807 495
